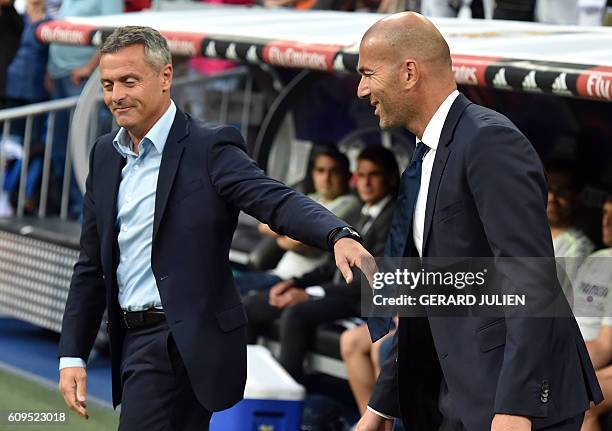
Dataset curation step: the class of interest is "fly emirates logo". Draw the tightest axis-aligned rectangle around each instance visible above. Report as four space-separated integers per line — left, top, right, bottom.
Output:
267 47 327 70
40 26 86 45
586 73 612 100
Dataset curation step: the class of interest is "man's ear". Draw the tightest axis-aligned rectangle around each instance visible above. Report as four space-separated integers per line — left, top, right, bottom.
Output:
403 59 419 91
160 64 173 92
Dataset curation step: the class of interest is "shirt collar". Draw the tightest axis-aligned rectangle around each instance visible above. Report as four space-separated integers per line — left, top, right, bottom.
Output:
362 194 392 219
417 90 460 151
113 100 177 158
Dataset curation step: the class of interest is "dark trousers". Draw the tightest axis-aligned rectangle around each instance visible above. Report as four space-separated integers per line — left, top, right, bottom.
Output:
119 322 212 431
244 292 358 381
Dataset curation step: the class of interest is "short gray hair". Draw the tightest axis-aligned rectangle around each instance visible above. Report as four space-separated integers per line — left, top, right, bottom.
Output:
100 26 172 71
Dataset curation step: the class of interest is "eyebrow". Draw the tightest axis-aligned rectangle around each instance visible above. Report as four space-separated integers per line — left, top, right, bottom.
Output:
101 74 141 84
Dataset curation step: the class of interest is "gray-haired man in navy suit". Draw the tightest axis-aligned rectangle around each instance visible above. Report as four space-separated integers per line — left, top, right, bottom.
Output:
57 26 374 431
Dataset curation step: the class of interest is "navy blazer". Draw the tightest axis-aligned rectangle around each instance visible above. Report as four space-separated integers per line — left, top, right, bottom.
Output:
369 94 602 430
58 109 347 411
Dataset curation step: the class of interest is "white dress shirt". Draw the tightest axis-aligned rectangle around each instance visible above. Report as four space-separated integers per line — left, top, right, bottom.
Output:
413 90 460 257
367 89 459 421
360 194 393 235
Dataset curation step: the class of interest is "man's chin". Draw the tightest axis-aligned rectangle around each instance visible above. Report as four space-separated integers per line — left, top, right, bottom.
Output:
114 118 134 129
378 119 394 130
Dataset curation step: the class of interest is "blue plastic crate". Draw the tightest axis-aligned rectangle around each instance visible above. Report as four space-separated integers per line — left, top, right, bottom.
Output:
210 345 305 431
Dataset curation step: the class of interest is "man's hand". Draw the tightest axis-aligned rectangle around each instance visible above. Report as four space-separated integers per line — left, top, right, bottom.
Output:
269 279 294 306
59 367 89 420
491 414 531 431
334 238 378 285
355 409 393 431
270 288 310 309
258 223 280 238
70 65 92 86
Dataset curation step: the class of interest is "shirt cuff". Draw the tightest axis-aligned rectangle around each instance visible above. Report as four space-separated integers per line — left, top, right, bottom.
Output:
305 285 326 298
367 405 395 420
59 357 86 370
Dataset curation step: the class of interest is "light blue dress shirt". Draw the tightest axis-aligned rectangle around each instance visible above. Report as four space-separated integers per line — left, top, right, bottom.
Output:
60 101 177 370
115 101 176 311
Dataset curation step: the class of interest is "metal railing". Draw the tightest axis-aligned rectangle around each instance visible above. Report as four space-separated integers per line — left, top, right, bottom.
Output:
0 97 80 219
0 65 263 346
0 66 257 222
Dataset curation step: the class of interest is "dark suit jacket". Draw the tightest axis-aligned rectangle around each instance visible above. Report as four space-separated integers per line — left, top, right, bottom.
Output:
369 94 602 430
294 198 396 299
58 109 348 411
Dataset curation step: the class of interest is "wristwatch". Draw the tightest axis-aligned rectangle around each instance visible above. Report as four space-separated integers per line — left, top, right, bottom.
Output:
328 226 363 249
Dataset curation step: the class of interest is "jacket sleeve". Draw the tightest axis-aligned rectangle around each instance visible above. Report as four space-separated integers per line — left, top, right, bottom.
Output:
466 124 561 417
206 126 347 251
368 330 400 418
58 140 107 361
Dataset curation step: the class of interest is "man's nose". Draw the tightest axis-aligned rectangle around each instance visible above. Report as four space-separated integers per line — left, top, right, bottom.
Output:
357 77 369 99
112 86 125 103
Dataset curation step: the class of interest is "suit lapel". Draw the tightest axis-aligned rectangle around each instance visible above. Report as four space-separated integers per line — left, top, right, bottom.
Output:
98 142 124 277
100 148 124 227
421 94 472 254
152 109 189 242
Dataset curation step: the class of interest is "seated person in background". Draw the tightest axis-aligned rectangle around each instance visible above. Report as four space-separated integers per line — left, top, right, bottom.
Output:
574 193 612 431
244 146 399 381
234 146 359 293
546 160 594 301
341 317 397 416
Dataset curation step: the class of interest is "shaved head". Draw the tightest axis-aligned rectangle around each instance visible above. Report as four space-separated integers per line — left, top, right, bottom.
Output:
363 12 452 74
357 12 457 135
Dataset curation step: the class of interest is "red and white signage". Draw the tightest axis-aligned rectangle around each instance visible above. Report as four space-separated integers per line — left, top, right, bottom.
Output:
577 66 612 101
36 20 94 46
451 55 501 87
263 41 342 72
160 32 206 57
